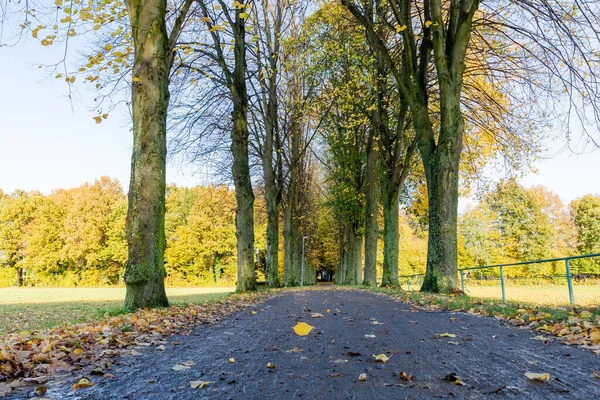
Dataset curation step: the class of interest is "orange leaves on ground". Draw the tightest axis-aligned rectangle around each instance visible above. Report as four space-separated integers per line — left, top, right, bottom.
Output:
0 292 272 389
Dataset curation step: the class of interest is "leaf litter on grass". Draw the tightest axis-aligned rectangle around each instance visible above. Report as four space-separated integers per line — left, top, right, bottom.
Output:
0 291 273 396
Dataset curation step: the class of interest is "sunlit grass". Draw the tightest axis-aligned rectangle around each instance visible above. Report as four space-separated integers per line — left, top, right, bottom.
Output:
0 287 235 335
400 283 600 307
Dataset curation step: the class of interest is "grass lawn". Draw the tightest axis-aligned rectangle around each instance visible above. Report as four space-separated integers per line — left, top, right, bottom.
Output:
402 283 600 307
0 287 235 335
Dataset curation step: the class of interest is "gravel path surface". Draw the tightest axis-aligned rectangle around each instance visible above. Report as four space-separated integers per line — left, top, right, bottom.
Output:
21 289 600 399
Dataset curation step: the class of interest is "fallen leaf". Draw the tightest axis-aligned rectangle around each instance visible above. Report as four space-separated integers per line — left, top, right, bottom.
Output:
398 372 412 381
172 361 194 371
371 320 383 325
330 373 341 378
590 331 600 343
34 386 48 396
358 373 367 382
593 370 600 379
228 358 235 363
525 372 550 382
189 380 209 389
440 332 456 338
332 359 348 364
267 362 275 369
293 322 313 336
373 353 390 363
444 373 465 385
71 378 94 390
448 341 460 345
365 334 376 339
311 313 324 318
287 347 304 353
156 345 166 351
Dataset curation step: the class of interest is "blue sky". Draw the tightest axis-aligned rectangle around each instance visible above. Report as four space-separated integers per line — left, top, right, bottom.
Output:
0 40 599 206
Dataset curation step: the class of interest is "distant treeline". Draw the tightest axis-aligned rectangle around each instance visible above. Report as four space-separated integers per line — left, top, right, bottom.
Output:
0 177 268 287
1 177 599 287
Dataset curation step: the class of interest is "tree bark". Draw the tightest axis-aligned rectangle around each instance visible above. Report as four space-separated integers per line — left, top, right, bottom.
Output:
420 99 463 293
363 131 378 286
381 183 400 287
353 231 363 285
231 9 256 292
123 0 171 310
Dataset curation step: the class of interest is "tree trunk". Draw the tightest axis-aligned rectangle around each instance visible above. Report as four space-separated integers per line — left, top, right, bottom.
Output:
353 232 363 285
421 104 463 293
344 226 356 285
231 11 256 292
363 133 378 286
264 186 279 287
283 204 300 286
263 35 281 288
123 0 171 310
381 184 400 287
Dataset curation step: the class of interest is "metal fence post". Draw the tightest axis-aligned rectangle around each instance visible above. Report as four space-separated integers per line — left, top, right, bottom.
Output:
500 266 506 303
460 270 465 294
565 258 575 305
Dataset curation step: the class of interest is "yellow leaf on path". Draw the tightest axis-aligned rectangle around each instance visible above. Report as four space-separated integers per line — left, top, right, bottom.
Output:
326 309 330 313
311 313 324 318
72 378 94 390
189 380 209 389
228 358 235 363
251 311 257 315
593 370 600 379
358 373 367 381
266 362 275 369
525 372 550 382
440 332 456 338
293 322 313 336
373 354 390 363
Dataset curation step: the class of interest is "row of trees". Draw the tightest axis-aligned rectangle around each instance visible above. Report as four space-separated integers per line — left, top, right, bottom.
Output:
3 0 599 308
2 177 599 287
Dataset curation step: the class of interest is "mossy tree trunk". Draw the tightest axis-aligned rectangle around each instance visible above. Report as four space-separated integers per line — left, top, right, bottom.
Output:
419 95 463 293
381 183 400 286
363 124 378 287
123 0 193 310
231 9 256 292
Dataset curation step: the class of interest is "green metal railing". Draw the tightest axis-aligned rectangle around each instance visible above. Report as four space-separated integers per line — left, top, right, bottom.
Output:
398 252 600 305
